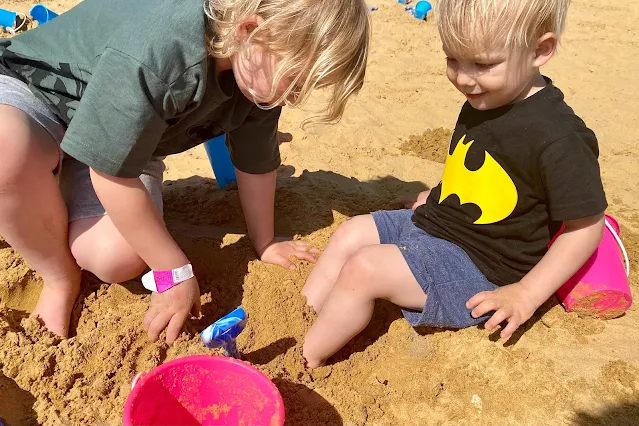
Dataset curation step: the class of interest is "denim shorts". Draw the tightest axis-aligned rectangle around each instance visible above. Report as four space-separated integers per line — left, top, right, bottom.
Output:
372 209 498 329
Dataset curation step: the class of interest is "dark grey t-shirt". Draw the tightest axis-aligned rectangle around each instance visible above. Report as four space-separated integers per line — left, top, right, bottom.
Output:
0 0 281 178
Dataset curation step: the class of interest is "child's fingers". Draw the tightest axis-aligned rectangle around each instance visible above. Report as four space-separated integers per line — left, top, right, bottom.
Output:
293 241 319 254
484 308 509 331
500 314 521 340
274 253 295 270
147 310 173 342
294 249 318 264
165 311 188 345
470 298 499 319
143 305 161 331
466 290 492 309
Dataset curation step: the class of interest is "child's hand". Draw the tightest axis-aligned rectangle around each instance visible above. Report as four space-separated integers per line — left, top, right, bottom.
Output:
466 282 538 340
144 277 201 344
394 190 431 210
258 237 320 270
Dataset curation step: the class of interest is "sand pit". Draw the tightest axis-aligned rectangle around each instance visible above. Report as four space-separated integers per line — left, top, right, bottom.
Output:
2 0 639 424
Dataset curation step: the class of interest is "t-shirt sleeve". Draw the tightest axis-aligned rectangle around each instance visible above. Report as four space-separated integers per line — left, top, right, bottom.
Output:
60 48 174 178
226 106 281 174
539 131 607 221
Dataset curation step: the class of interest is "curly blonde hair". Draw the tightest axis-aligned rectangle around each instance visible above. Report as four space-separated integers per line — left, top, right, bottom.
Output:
204 0 370 125
436 0 569 58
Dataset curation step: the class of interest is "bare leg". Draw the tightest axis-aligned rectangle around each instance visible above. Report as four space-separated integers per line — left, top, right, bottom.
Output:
0 105 80 336
69 215 147 284
302 215 380 312
303 244 426 368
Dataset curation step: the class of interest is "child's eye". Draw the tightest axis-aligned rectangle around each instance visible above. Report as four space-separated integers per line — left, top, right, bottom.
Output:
474 62 496 70
445 57 458 63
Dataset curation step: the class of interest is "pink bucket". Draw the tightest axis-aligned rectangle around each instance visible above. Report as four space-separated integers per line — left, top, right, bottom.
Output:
554 214 632 319
123 355 284 426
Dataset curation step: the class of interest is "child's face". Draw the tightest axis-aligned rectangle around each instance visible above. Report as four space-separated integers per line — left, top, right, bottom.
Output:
443 46 538 110
231 45 296 107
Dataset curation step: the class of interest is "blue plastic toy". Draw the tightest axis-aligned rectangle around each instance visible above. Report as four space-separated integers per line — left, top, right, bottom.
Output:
203 134 237 189
29 4 58 25
413 1 432 19
0 8 17 29
200 307 247 359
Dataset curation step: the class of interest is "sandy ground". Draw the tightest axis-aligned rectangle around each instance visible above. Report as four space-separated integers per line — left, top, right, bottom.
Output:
2 0 639 424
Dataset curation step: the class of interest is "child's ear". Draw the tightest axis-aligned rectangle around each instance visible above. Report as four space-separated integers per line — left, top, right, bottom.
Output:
533 32 557 68
236 14 266 41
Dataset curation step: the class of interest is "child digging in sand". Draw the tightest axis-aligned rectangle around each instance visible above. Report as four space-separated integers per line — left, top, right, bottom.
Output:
0 0 369 343
302 0 607 367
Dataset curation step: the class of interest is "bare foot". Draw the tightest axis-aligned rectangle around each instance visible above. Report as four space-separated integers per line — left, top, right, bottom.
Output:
31 277 81 337
302 343 326 369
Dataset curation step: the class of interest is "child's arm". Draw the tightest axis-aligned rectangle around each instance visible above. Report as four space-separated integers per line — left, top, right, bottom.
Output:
467 213 605 340
90 169 201 344
235 169 318 269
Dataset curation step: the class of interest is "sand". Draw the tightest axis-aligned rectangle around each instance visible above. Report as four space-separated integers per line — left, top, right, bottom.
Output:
2 0 639 424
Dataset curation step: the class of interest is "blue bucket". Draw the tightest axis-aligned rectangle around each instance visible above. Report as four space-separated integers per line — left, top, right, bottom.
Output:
414 1 432 19
0 8 17 29
29 4 58 25
204 134 237 190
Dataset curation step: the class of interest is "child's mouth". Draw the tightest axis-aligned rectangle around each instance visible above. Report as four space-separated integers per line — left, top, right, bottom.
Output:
466 92 485 99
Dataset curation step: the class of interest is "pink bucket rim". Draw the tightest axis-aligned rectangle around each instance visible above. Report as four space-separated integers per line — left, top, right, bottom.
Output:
604 213 620 234
123 354 285 426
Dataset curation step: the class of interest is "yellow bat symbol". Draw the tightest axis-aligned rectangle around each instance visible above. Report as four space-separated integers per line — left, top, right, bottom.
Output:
439 135 518 225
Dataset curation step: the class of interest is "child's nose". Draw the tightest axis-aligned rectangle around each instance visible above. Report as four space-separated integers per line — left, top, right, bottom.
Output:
456 70 475 88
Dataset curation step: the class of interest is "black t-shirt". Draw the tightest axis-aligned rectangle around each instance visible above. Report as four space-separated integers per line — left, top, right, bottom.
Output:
413 79 607 286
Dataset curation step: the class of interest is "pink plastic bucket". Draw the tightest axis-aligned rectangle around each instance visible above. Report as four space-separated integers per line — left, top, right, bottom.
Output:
123 355 284 426
554 214 632 319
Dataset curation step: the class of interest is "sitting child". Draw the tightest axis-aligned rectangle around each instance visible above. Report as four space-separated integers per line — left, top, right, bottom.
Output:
301 0 607 367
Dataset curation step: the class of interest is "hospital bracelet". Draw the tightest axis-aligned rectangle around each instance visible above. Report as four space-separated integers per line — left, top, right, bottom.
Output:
141 264 194 293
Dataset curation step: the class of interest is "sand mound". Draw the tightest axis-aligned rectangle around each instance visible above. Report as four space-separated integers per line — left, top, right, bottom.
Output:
2 174 639 425
3 0 639 424
400 128 453 164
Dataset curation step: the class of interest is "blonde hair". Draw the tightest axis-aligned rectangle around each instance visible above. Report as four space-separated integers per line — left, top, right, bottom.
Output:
436 0 569 58
204 0 370 125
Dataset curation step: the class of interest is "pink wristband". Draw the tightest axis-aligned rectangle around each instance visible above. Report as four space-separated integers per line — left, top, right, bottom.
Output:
141 264 194 293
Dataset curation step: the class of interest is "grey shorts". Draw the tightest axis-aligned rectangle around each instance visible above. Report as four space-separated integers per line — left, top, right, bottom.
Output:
0 73 164 221
372 209 499 329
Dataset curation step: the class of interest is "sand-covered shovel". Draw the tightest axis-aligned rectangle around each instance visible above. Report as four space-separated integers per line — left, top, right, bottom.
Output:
200 307 247 359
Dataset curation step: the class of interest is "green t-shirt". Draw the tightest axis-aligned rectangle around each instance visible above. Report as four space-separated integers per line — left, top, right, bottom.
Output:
0 0 281 178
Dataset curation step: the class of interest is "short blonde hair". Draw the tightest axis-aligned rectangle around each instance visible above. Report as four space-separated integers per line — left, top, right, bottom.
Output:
205 0 370 125
436 0 569 58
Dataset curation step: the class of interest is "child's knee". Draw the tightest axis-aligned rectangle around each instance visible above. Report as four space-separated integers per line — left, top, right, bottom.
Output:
331 215 372 249
87 251 146 284
0 108 59 188
73 237 146 284
338 248 377 290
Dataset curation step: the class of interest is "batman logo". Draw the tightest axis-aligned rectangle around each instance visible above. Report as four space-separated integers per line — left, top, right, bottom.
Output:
439 135 518 225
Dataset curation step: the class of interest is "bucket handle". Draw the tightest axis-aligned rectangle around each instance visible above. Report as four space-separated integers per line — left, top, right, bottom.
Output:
131 372 144 390
605 217 630 278
5 12 27 34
